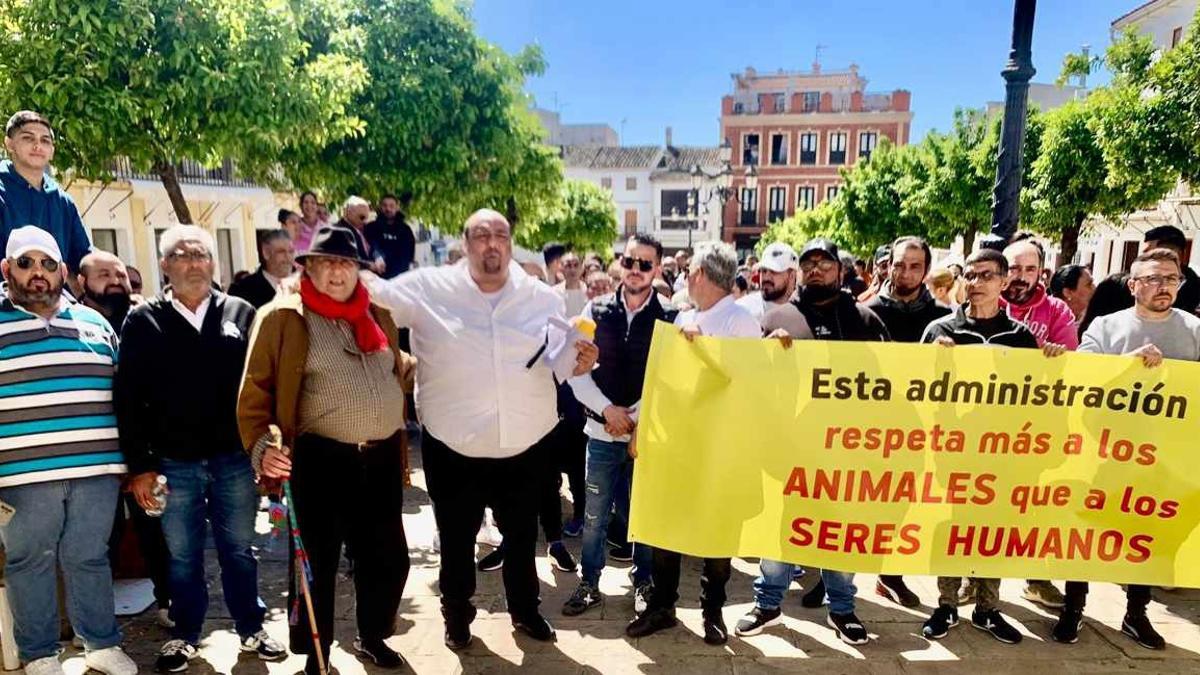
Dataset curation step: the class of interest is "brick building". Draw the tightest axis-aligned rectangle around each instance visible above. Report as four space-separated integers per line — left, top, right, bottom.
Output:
720 63 913 254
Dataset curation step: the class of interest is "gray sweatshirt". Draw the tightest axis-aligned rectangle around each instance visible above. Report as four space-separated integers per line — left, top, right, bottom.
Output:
1078 307 1200 361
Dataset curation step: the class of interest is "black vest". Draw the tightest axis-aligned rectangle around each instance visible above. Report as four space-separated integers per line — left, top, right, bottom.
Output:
591 290 678 408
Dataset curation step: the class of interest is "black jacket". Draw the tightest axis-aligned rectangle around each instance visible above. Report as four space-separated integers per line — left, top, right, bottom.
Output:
365 215 417 279
793 290 890 342
1176 266 1200 314
590 289 678 410
227 268 278 309
865 284 951 343
920 303 1039 348
115 290 256 473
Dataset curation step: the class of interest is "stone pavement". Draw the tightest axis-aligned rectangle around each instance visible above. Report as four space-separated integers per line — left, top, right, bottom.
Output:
54 452 1200 675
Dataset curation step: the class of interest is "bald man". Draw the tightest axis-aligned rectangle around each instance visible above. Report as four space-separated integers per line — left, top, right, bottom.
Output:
77 250 135 330
363 209 598 651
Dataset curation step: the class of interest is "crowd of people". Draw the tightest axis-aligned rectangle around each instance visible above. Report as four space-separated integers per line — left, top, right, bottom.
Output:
0 109 1197 674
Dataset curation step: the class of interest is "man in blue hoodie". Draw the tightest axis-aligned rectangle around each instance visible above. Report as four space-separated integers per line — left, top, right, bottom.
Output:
1 111 91 279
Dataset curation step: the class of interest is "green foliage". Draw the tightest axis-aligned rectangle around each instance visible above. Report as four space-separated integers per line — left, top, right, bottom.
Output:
760 201 848 256
836 138 925 256
517 179 617 254
904 108 995 252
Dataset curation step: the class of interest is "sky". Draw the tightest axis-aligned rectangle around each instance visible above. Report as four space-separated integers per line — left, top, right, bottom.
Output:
474 0 1141 146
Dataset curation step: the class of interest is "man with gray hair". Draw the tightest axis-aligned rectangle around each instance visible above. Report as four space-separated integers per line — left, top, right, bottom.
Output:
335 196 385 273
115 225 284 672
626 240 759 646
229 228 295 308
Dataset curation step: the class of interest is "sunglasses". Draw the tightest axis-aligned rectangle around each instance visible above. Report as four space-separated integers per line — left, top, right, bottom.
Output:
620 256 654 273
14 255 59 273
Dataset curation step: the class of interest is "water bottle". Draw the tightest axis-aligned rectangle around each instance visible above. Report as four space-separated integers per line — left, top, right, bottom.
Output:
145 475 168 517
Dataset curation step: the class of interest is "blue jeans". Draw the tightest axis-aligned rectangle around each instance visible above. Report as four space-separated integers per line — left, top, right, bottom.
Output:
755 560 857 615
160 452 265 644
580 439 652 586
0 476 122 661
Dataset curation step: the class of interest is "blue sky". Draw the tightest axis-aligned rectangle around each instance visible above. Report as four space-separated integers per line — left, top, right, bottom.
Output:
474 0 1139 146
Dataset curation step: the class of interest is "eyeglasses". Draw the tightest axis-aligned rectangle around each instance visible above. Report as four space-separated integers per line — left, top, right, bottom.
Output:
14 255 59 273
1133 274 1182 288
167 250 212 263
799 258 838 273
963 270 999 283
620 256 654 273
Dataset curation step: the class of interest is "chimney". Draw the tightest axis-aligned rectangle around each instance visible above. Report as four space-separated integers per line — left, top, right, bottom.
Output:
665 126 673 147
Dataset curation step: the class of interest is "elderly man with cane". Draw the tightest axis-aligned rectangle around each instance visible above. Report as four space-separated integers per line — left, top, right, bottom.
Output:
238 225 416 674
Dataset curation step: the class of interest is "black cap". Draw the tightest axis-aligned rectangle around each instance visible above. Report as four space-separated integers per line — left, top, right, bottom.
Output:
296 226 371 268
799 238 839 263
874 244 891 262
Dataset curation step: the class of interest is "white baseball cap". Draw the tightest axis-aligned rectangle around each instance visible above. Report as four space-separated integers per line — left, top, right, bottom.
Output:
756 242 800 273
6 225 63 263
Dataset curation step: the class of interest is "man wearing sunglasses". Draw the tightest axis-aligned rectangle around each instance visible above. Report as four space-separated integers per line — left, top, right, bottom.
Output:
0 112 92 294
0 227 136 675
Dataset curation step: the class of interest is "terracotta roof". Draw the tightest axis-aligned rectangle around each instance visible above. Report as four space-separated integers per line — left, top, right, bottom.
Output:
559 145 661 169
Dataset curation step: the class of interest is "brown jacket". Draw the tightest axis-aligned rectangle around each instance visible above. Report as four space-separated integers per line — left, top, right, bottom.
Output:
236 290 416 475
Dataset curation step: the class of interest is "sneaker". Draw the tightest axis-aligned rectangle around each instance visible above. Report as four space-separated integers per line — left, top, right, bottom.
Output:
548 541 577 572
477 547 504 572
23 655 65 675
476 512 503 548
609 542 633 562
633 580 653 615
826 612 869 645
1023 580 1066 609
1052 608 1083 644
84 646 138 675
921 605 959 640
240 630 286 660
155 640 199 673
957 579 977 606
562 582 602 617
702 611 728 645
971 608 1023 644
353 637 404 668
801 578 826 608
562 518 584 538
792 567 806 582
876 575 921 608
626 607 678 638
157 606 176 629
1121 613 1165 650
735 606 782 636
512 613 556 641
443 607 475 651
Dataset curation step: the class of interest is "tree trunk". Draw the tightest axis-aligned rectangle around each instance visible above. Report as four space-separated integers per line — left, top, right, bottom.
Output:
960 227 977 256
155 161 194 224
1060 214 1083 265
505 196 520 229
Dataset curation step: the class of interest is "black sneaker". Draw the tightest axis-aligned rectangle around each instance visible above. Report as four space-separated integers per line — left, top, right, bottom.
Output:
735 606 782 636
801 578 826 608
826 612 869 645
702 612 728 645
1121 613 1165 650
922 605 959 640
626 607 678 638
608 542 633 562
562 582 602 616
513 613 556 642
971 608 1023 644
548 542 577 572
1052 608 1083 644
477 547 504 572
562 518 584 538
876 575 920 608
239 630 286 661
155 640 198 673
353 637 404 669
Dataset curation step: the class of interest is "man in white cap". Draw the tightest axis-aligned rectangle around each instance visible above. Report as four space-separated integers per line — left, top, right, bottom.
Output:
0 226 135 675
736 241 799 321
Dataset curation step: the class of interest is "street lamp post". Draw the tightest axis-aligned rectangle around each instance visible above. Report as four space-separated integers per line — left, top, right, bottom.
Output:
690 139 758 247
986 0 1038 250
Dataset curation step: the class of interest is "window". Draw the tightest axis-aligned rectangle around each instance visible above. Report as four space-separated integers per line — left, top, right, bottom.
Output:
1173 26 1184 48
768 187 787 223
733 102 745 114
799 132 818 165
216 229 235 287
624 209 638 236
660 189 690 218
773 93 786 112
858 131 878 160
739 188 758 226
91 228 118 256
825 185 841 202
770 133 788 165
803 91 820 112
601 177 612 190
626 176 638 191
828 132 847 165
796 186 816 211
742 134 760 166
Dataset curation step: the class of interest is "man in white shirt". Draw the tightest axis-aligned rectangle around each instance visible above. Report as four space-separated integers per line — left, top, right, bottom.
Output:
554 251 589 317
737 241 799 321
626 241 759 647
363 209 598 651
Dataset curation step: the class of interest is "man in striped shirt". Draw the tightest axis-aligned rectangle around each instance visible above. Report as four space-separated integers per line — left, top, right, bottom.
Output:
0 226 134 675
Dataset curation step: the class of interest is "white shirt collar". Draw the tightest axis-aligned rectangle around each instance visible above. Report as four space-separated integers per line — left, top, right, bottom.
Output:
166 290 211 332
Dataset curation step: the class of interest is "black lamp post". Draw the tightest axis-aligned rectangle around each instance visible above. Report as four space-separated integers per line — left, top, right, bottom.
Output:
691 139 758 247
984 0 1037 251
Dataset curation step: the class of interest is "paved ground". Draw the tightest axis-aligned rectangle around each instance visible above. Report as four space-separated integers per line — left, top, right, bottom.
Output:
52 450 1200 675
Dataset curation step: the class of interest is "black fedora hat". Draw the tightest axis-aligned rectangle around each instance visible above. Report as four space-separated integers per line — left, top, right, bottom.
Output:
296 226 372 268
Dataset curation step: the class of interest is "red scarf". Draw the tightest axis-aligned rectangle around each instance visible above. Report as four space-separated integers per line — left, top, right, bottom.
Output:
300 275 388 353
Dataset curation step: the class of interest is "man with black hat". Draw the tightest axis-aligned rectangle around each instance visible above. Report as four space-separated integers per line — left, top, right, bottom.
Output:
239 225 415 672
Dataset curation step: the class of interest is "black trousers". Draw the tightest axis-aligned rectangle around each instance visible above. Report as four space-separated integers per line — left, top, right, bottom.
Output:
537 420 587 541
649 548 731 615
288 433 409 655
108 492 171 608
423 431 547 624
1064 580 1151 615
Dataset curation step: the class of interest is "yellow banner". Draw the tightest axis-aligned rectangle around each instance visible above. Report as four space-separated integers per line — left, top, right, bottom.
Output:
629 322 1200 587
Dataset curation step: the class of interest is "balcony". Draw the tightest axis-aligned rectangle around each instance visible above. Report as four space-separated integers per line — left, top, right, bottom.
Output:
723 89 911 116
109 157 260 188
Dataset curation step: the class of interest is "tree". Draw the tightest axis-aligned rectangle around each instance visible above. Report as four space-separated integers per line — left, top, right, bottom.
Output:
835 138 925 256
0 0 367 224
516 179 618 253
760 201 848 255
904 108 995 253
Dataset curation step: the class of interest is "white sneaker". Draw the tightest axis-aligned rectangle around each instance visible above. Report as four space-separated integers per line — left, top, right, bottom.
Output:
23 655 65 675
84 646 138 675
476 509 503 548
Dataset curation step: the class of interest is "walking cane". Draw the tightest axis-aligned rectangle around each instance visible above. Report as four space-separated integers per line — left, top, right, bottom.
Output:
271 426 329 675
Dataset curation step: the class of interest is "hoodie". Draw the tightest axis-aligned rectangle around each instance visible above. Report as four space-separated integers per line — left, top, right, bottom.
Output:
0 160 91 272
1002 283 1079 350
864 282 951 343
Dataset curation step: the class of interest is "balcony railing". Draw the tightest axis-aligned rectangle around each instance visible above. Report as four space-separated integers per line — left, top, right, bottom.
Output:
109 157 260 188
